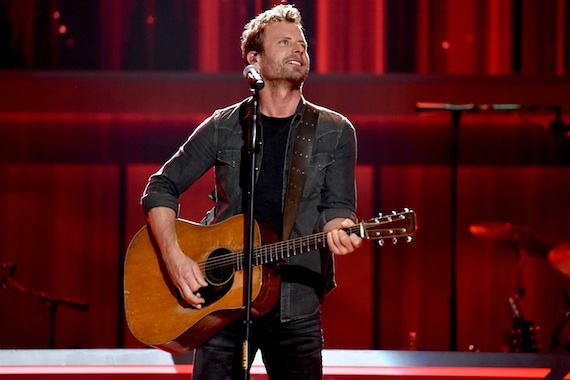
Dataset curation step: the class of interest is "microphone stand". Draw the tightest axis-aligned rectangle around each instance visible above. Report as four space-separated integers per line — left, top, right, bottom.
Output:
242 82 261 379
1 262 89 348
449 108 461 352
416 103 470 351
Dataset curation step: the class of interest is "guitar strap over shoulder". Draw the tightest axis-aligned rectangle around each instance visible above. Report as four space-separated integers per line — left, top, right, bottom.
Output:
282 103 319 240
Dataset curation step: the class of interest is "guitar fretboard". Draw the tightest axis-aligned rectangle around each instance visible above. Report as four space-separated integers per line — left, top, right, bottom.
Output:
234 222 399 270
235 230 333 270
230 211 415 271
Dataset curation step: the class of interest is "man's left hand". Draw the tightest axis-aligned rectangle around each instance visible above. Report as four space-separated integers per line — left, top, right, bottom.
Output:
324 218 363 255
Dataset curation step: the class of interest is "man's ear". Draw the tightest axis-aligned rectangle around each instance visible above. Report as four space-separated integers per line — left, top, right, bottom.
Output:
247 51 259 65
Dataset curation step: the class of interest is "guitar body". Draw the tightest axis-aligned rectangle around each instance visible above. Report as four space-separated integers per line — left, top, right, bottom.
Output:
124 215 281 354
123 209 417 354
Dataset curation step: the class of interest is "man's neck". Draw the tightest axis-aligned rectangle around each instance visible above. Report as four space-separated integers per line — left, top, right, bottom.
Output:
258 86 302 118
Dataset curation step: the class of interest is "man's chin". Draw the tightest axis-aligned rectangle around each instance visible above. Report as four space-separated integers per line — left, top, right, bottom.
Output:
290 70 309 87
288 76 306 90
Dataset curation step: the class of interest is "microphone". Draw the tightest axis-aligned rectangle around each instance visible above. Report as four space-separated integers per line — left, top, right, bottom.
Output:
243 65 264 90
547 106 570 135
1 261 16 287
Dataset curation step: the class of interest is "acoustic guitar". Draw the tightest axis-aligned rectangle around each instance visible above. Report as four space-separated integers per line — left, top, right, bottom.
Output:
124 209 417 353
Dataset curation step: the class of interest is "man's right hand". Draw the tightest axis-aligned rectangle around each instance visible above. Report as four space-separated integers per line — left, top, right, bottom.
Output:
162 245 208 308
147 207 208 308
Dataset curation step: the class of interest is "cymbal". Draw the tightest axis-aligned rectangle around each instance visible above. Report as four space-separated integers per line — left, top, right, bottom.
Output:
549 241 570 278
469 222 530 243
469 222 550 257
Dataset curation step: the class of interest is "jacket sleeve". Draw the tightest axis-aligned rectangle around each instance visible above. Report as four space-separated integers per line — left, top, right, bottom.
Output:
141 115 219 216
314 116 358 231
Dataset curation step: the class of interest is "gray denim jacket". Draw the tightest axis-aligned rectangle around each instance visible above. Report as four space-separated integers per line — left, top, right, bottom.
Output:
142 96 358 321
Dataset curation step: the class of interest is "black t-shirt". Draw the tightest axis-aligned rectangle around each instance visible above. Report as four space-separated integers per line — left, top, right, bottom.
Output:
254 114 293 240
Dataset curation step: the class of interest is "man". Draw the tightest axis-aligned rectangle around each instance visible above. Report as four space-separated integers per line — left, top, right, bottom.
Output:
141 4 362 379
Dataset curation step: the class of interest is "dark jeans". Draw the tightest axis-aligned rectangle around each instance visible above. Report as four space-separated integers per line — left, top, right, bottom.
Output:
192 307 323 380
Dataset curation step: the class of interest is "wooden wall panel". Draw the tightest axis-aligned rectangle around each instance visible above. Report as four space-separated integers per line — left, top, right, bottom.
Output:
0 164 121 348
1 73 570 353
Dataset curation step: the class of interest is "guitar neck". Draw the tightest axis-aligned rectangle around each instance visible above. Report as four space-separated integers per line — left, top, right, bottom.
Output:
234 212 415 270
236 230 331 270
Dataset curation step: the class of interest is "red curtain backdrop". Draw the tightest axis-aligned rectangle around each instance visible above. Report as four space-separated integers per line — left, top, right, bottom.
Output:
1 0 570 354
2 75 570 351
2 0 568 74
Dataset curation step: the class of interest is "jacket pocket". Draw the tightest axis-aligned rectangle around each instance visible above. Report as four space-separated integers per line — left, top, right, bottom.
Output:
216 149 242 198
304 153 334 200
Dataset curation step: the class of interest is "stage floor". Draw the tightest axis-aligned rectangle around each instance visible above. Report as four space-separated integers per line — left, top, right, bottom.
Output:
1 349 570 379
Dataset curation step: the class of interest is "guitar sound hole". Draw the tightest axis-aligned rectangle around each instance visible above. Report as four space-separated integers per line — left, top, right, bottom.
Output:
205 247 235 286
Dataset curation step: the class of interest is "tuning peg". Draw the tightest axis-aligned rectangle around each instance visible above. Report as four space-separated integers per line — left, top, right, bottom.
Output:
406 236 413 243
378 239 385 247
392 237 398 244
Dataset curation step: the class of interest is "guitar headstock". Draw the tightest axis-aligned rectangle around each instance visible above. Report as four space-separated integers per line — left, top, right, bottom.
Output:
359 209 417 246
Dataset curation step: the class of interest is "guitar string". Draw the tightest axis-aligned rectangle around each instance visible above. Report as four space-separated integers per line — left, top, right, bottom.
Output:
193 222 413 272
195 229 332 272
192 219 412 272
193 225 366 272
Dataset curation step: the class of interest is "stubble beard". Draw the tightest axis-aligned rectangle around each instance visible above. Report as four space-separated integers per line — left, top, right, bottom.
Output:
263 62 309 91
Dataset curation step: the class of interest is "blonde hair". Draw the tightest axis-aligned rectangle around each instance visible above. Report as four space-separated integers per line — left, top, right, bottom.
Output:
240 4 303 64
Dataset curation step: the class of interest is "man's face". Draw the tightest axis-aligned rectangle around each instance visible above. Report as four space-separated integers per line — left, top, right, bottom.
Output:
258 21 310 89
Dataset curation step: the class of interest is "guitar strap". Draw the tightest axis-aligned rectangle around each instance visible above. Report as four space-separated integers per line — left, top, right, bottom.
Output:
282 103 319 240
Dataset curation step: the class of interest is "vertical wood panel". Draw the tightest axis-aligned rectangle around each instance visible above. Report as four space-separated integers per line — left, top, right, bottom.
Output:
486 0 513 74
322 165 376 348
415 0 430 74
374 0 386 74
446 0 478 74
315 0 330 73
378 166 452 351
0 164 121 348
315 0 385 73
555 0 567 75
197 0 219 72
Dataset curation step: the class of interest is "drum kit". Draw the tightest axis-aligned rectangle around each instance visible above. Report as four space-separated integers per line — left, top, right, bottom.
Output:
470 221 570 353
